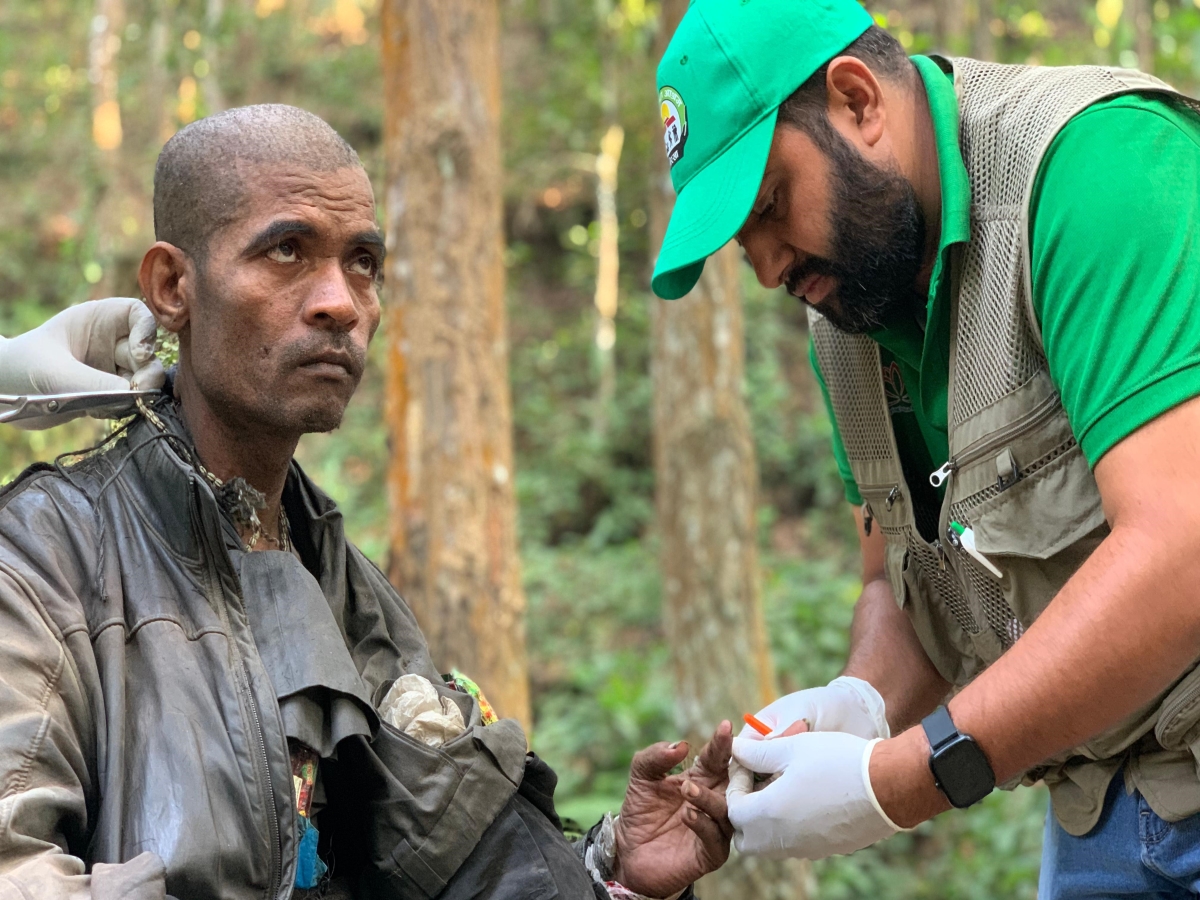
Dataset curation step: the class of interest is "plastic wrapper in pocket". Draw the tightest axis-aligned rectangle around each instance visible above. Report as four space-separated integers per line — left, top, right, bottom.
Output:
378 674 467 747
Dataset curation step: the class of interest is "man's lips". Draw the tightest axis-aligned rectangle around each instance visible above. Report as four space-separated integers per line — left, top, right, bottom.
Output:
297 350 361 378
790 272 836 307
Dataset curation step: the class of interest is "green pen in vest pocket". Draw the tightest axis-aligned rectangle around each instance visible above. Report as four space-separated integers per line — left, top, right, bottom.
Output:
948 521 1002 578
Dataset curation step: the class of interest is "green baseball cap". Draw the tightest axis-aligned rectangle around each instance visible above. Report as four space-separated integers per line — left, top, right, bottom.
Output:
651 0 873 300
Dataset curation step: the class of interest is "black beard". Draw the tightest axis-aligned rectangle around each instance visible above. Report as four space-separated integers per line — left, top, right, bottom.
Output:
786 123 927 334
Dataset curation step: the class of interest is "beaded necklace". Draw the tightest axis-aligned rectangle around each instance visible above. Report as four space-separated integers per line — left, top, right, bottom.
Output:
136 396 291 553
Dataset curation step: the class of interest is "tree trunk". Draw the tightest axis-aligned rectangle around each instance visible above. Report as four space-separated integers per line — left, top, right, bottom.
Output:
933 0 966 54
592 122 623 437
1127 0 1155 73
89 0 130 297
593 3 621 437
971 0 994 60
380 0 531 729
650 2 810 896
147 1 174 145
202 0 228 113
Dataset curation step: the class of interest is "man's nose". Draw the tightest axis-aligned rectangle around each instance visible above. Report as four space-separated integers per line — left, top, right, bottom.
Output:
740 229 790 290
304 259 360 330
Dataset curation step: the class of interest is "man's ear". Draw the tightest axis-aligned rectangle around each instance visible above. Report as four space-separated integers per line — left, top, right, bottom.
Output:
824 56 887 150
139 242 193 334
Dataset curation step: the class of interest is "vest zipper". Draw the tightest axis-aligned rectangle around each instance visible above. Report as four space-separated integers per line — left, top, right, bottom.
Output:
860 485 900 538
929 392 1062 489
930 460 956 489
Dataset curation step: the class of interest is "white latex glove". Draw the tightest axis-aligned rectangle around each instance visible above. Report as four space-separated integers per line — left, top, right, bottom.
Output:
726 731 903 859
739 676 890 741
0 298 166 429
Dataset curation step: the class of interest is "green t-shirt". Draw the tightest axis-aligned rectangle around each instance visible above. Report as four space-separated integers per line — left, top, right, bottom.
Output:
814 59 1200 507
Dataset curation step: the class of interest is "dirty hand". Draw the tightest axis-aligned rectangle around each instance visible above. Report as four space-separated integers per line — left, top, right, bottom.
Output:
738 676 889 741
726 731 901 860
0 298 166 429
612 721 734 898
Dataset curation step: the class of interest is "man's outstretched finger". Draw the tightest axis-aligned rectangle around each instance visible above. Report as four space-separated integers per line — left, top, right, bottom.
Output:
691 720 734 783
628 740 690 782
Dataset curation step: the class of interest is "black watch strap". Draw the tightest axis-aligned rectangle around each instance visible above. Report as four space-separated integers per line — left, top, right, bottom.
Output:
922 705 959 750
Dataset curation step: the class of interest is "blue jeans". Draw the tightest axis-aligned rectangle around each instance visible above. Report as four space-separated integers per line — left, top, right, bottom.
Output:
1041 775 1200 898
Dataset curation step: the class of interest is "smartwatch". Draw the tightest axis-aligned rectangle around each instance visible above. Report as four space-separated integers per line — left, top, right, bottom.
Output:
921 706 995 809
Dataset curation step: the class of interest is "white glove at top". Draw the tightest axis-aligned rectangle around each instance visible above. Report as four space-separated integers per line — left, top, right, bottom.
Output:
0 298 166 430
727 731 903 859
738 676 890 741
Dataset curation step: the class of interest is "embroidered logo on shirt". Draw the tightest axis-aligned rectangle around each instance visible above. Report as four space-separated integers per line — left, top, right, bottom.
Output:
882 361 913 415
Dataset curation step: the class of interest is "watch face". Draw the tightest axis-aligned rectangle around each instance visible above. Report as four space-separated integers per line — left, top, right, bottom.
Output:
931 737 995 808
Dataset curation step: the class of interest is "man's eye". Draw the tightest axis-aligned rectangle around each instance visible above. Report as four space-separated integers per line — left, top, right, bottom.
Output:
348 254 378 278
266 241 299 263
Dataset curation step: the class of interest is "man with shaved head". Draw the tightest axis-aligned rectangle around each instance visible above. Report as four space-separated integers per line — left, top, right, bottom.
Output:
0 105 732 900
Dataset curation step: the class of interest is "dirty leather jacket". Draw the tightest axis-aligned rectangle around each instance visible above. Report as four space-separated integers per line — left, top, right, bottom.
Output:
0 405 597 900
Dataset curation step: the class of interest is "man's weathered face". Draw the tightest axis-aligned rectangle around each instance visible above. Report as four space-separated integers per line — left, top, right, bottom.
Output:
184 163 383 436
738 121 925 333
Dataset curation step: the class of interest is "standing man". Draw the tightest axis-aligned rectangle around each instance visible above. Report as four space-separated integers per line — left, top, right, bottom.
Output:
650 0 1200 894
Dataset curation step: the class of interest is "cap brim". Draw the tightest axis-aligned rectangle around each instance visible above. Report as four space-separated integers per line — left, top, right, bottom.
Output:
651 108 778 300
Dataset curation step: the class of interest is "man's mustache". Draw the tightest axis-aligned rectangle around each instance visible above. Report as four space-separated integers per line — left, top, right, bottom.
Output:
784 256 842 299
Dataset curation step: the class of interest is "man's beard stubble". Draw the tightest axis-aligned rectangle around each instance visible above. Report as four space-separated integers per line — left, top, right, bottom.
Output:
190 264 366 437
786 122 927 335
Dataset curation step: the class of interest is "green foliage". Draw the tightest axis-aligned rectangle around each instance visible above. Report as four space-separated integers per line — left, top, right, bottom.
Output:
523 540 674 823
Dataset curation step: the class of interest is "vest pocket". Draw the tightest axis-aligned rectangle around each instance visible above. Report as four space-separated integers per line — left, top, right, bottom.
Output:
965 442 1105 561
1155 663 1200 753
952 440 1106 641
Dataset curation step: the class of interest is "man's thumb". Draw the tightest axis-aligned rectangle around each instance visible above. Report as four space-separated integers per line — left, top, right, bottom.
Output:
730 734 795 775
629 740 689 782
126 301 160 366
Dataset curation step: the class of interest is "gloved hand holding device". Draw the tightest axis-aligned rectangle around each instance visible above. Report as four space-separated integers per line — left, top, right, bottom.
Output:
726 729 903 859
736 676 890 741
727 675 901 859
0 298 166 429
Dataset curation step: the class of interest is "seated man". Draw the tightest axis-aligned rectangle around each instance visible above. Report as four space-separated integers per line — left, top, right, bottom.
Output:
0 105 732 900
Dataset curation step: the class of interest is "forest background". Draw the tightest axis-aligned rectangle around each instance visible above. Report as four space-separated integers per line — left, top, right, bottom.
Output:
1 0 1198 896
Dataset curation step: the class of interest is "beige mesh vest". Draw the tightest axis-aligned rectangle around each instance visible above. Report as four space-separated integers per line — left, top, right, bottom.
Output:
810 55 1200 835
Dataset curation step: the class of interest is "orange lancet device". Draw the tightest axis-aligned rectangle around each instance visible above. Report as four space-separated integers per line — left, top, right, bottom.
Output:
743 712 772 737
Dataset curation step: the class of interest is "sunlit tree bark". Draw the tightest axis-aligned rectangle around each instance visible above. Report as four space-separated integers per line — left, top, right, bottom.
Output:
202 0 227 113
933 0 967 54
380 0 531 728
91 0 161 296
650 1 810 896
592 0 622 437
1127 0 1155 73
592 122 623 437
971 0 995 60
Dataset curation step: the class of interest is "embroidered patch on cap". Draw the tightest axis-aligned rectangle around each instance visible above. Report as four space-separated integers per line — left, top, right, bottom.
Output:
659 86 688 168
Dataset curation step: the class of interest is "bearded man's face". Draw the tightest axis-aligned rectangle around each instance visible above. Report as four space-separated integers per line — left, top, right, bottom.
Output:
738 118 927 334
